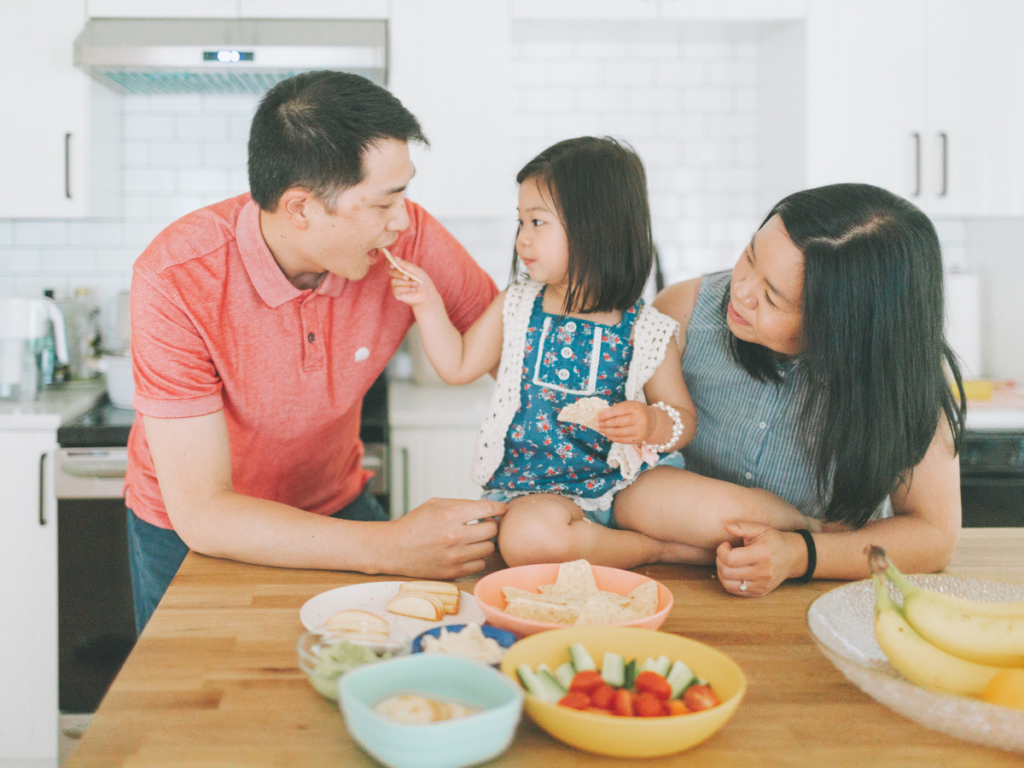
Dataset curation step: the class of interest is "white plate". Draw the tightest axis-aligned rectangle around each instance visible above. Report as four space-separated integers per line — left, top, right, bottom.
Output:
807 575 1024 753
300 582 486 637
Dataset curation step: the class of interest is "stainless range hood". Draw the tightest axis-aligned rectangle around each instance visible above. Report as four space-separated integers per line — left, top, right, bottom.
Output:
74 18 387 95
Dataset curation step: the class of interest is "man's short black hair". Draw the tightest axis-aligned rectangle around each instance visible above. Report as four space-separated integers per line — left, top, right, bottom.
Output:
248 71 427 212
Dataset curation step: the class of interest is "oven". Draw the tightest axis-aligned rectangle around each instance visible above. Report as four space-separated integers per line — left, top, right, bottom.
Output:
56 375 390 713
960 430 1024 527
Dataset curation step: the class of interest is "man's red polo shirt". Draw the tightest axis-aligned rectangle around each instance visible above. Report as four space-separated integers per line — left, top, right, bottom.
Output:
125 193 497 530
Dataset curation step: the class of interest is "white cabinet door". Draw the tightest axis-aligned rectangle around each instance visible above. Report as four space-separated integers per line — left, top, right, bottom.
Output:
389 0 514 218
239 0 388 18
0 431 58 766
0 0 92 219
512 0 657 19
390 428 482 518
924 0 1024 217
805 0 926 200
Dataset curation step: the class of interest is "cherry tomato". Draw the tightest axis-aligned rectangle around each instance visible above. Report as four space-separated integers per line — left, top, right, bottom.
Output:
558 691 591 710
682 684 720 712
667 700 690 716
634 691 668 717
634 671 673 700
568 670 605 694
612 688 635 717
589 684 616 710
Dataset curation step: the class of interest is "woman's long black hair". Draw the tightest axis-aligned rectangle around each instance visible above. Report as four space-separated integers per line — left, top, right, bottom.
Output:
729 184 966 528
512 137 653 314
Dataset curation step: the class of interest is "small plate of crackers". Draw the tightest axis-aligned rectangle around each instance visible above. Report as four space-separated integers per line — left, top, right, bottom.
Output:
474 560 672 637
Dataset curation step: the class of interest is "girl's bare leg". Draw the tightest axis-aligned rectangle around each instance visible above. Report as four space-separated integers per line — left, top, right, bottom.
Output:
497 493 714 569
613 466 820 549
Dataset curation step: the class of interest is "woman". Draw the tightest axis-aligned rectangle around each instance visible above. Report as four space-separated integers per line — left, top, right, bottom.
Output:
615 183 966 596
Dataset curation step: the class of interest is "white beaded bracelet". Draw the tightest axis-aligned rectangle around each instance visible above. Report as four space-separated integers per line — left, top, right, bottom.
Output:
643 401 684 453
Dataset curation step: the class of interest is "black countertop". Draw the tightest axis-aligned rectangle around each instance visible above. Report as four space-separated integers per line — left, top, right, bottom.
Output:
58 374 389 448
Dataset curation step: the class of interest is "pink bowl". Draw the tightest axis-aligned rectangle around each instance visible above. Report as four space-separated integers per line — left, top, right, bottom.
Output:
474 564 673 637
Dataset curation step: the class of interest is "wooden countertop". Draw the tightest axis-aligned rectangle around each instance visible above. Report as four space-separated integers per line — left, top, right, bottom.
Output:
67 529 1024 767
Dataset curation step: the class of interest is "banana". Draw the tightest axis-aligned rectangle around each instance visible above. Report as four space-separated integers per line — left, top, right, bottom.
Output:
871 570 1004 696
886 561 1024 619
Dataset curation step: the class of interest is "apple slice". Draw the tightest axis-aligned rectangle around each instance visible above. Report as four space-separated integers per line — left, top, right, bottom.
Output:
386 592 444 621
399 581 460 614
324 609 390 635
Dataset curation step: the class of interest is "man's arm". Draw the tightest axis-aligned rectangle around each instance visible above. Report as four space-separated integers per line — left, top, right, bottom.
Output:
146 411 504 578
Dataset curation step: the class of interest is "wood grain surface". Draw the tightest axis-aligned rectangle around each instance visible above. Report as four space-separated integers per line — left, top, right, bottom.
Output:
66 529 1024 767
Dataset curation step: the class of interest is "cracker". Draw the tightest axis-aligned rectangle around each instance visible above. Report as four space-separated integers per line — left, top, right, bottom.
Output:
574 594 632 626
625 580 659 618
552 559 600 599
504 598 581 624
501 586 570 605
557 397 610 431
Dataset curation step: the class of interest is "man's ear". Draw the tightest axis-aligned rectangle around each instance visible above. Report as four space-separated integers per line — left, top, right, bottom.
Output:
278 188 315 231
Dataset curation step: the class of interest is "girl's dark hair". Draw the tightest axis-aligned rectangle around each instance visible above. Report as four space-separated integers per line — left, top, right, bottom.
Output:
513 137 653 313
729 183 966 527
248 71 427 212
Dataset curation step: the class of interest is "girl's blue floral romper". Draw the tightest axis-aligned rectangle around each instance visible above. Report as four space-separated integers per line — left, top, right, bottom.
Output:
484 289 648 526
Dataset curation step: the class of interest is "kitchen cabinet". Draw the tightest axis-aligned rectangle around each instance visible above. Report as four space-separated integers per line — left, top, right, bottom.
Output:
0 0 120 219
388 0 514 219
88 0 389 19
388 380 492 517
802 0 1024 216
0 429 58 767
511 0 805 20
511 0 657 19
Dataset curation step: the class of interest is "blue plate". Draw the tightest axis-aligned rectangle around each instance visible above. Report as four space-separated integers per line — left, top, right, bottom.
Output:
412 624 518 661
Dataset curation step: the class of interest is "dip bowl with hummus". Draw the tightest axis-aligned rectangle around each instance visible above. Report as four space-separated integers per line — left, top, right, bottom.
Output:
411 623 517 666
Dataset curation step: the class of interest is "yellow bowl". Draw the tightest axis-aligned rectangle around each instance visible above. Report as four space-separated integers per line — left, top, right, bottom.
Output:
499 626 746 758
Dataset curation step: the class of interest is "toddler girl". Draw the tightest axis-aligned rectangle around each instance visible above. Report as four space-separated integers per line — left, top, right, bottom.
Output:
390 137 816 569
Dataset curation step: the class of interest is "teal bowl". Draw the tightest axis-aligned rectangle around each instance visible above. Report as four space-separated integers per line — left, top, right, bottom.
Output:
339 654 524 768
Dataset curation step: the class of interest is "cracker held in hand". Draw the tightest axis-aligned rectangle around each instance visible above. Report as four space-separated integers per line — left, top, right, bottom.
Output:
498 559 659 626
557 397 610 432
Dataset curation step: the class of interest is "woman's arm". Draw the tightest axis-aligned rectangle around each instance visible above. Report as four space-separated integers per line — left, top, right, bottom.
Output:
716 421 961 596
391 259 505 386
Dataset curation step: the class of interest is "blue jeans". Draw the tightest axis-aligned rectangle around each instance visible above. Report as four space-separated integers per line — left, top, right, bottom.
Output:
126 488 388 635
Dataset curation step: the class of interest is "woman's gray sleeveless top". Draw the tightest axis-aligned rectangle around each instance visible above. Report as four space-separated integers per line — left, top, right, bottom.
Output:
681 271 825 517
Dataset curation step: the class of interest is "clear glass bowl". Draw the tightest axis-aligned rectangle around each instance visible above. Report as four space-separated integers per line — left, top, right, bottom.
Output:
807 575 1024 753
298 629 410 701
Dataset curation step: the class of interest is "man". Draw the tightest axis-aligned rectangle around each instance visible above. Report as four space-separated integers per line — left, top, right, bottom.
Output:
125 71 503 633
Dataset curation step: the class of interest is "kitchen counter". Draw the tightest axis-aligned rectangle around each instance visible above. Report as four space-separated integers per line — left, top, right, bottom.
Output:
64 529 1023 768
0 379 106 431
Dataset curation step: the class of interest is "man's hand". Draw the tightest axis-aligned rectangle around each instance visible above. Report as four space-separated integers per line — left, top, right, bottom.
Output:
596 401 659 445
387 498 506 578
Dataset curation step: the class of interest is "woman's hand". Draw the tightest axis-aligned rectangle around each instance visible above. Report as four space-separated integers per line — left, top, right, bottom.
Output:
389 257 441 310
596 401 659 445
715 522 808 597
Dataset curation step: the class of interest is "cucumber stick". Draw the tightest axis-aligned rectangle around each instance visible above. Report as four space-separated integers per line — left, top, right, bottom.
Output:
623 659 638 689
666 660 696 698
517 664 565 704
653 655 671 677
601 652 626 687
569 643 596 672
554 661 576 690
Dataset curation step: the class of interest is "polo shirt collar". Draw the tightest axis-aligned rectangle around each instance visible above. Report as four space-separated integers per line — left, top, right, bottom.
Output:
236 198 349 307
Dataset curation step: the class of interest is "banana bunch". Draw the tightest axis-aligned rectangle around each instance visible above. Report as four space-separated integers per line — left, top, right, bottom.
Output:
868 546 1024 697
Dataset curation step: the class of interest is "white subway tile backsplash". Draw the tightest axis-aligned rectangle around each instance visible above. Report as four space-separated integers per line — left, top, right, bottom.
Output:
604 113 655 140
178 114 229 140
654 113 705 141
121 195 151 220
683 87 734 112
549 60 602 86
15 275 69 298
575 86 627 112
66 222 123 246
177 168 230 195
204 142 248 166
202 94 260 114
124 168 176 194
149 195 205 220
229 113 254 141
629 41 678 60
510 113 549 140
511 60 549 86
43 250 96 273
123 221 166 246
228 170 250 195
123 114 175 140
706 113 756 138
96 248 141 272
576 40 628 60
0 250 42 273
550 113 604 139
0 221 12 246
14 222 67 246
655 60 705 86
518 86 575 113
522 41 574 60
149 142 203 166
629 86 680 113
605 60 654 85
122 141 149 166
150 94 204 113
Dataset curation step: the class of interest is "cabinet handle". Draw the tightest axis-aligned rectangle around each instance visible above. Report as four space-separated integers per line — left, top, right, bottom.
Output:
401 447 410 516
64 133 72 199
938 132 948 197
911 132 921 197
39 453 47 526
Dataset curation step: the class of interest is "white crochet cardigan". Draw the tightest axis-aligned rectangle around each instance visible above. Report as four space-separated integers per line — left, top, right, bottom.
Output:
471 279 681 489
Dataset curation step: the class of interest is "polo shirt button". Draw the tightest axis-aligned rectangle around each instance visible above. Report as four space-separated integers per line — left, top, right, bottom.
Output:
759 421 767 429
744 472 753 480
564 321 577 332
308 332 315 343
560 348 572 359
557 369 570 381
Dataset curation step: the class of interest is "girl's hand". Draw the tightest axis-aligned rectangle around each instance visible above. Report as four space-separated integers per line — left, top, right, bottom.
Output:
389 257 441 309
596 401 658 445
715 522 809 597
